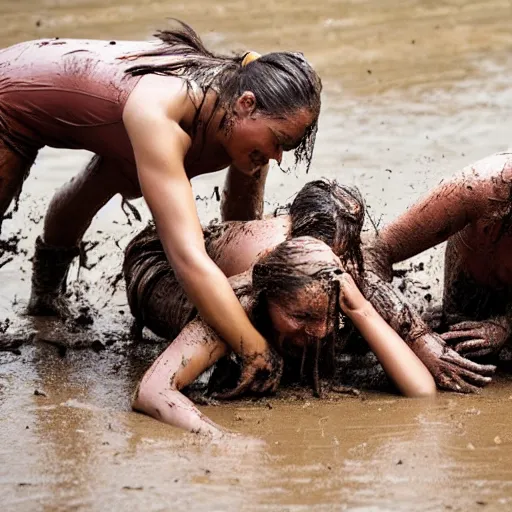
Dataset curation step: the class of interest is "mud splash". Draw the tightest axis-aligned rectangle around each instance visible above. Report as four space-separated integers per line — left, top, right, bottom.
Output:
1 0 512 510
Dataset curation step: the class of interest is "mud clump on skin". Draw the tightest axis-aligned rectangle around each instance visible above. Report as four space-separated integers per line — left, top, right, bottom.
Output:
0 232 25 268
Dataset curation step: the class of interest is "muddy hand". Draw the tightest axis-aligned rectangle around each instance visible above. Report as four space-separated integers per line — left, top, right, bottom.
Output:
336 272 367 313
440 319 510 358
416 332 495 393
214 345 284 399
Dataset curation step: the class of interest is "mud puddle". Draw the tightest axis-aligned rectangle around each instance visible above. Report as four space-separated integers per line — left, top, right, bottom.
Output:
1 0 512 510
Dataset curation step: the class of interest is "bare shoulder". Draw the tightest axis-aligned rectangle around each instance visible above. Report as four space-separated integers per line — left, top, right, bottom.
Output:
459 152 512 182
438 152 512 206
122 74 194 157
468 152 512 201
123 74 193 125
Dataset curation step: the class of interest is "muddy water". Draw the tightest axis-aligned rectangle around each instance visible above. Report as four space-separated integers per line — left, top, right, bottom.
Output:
1 0 512 510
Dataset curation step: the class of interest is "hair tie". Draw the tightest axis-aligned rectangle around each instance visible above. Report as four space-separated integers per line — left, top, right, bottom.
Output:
242 51 261 67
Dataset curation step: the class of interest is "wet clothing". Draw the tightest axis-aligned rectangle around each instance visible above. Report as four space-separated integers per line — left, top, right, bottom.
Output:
0 39 144 163
124 223 230 339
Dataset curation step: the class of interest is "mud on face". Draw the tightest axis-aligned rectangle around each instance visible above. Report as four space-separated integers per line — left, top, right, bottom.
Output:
252 236 345 396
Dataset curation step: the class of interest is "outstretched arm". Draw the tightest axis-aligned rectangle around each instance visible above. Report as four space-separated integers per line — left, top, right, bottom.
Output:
221 163 269 221
133 318 229 434
362 271 496 393
124 84 281 396
367 153 512 278
338 273 436 397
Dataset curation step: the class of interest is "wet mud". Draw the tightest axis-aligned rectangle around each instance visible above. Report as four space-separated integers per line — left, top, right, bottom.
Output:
2 0 512 510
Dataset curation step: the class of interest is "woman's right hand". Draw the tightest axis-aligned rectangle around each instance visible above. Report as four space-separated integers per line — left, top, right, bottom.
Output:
213 344 284 399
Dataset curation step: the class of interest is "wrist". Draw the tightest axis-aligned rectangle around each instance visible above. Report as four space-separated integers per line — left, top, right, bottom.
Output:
491 315 511 330
239 337 268 357
230 329 268 356
344 299 375 321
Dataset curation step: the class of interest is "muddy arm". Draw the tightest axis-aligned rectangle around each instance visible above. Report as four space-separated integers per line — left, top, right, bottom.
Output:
338 273 436 397
133 317 229 434
220 164 268 221
124 90 279 392
362 271 495 392
368 153 512 275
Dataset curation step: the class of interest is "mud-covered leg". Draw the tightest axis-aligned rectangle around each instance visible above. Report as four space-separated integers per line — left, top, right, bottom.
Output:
0 141 34 237
28 155 140 317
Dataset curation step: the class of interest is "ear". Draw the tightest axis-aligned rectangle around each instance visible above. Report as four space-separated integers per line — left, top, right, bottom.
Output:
233 91 256 118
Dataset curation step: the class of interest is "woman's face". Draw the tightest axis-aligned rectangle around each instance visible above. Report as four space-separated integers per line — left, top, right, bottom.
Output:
223 93 315 174
267 280 336 354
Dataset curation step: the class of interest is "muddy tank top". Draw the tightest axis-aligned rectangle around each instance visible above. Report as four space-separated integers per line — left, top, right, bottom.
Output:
0 38 148 162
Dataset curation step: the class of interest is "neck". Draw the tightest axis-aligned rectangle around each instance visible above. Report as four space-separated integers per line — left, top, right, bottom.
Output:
187 89 228 143
182 88 233 166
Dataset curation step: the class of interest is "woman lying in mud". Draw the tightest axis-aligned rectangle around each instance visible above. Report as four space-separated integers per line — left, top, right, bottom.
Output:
124 180 493 432
129 235 437 434
0 20 321 394
367 150 512 363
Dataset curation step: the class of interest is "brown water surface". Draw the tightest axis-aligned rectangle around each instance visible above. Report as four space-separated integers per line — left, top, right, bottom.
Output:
1 0 512 510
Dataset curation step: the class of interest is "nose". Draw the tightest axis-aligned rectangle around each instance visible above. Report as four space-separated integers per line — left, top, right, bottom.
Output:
305 320 329 339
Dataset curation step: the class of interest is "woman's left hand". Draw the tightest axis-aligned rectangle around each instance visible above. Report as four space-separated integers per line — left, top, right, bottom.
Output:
336 272 368 314
440 318 510 358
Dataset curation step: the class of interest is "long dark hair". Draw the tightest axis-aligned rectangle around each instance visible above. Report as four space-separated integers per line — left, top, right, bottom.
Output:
125 19 322 171
289 179 365 275
252 237 343 396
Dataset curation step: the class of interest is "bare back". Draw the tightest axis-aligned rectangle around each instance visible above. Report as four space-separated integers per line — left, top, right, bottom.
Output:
207 215 290 276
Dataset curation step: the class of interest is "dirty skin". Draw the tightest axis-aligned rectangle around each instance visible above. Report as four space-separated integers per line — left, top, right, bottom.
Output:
369 153 512 362
363 270 495 392
125 179 497 400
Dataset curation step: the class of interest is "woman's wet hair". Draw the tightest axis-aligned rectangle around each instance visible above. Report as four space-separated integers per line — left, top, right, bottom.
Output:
252 236 343 395
125 19 322 172
288 179 365 274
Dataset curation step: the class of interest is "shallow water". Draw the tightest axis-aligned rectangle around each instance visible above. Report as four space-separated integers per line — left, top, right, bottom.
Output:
1 0 512 510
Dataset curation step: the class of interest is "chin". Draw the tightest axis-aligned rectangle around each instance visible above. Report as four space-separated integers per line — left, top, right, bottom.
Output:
236 163 257 175
231 156 259 175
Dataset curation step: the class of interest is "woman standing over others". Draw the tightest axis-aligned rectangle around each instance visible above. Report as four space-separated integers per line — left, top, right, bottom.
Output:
0 19 322 395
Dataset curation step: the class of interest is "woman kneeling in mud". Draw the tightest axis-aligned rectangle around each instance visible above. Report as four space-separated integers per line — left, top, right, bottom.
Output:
128 234 436 434
1 19 321 394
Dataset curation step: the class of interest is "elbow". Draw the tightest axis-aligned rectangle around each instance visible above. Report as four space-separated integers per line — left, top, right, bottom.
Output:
132 377 178 417
132 380 152 414
407 377 437 399
169 246 209 282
